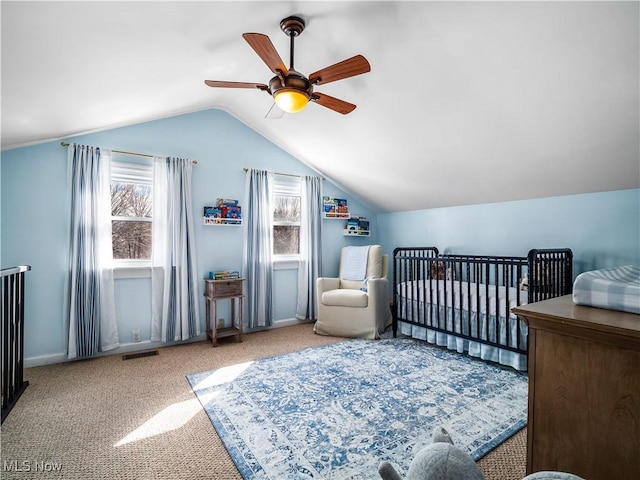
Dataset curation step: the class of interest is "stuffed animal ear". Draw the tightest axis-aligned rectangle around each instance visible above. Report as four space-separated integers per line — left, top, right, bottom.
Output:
408 443 485 480
432 426 454 445
378 461 403 480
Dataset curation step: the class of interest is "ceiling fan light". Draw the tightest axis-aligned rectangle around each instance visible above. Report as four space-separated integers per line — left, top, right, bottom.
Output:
274 89 309 113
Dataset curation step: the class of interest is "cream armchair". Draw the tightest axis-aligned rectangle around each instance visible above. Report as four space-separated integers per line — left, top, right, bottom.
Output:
314 245 391 339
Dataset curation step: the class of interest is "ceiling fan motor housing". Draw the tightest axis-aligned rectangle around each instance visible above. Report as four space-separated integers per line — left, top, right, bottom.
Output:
268 70 313 98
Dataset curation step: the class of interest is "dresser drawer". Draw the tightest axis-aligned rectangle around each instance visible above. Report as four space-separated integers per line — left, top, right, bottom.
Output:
206 279 243 298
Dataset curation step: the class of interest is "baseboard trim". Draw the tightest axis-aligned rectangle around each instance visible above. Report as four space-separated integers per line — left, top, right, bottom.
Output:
25 322 314 367
244 317 313 333
25 353 68 368
25 333 209 368
273 317 314 328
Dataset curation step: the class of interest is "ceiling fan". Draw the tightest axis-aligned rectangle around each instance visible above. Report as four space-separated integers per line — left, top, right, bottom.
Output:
204 15 371 116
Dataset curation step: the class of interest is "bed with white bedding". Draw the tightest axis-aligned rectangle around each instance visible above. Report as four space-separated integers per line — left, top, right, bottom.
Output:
392 247 573 371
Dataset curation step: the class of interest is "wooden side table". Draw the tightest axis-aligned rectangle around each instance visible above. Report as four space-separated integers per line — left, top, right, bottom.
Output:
513 295 640 480
203 278 244 347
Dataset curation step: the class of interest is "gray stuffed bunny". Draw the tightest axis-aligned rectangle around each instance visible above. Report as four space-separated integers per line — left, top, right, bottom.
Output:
379 426 484 480
378 427 585 480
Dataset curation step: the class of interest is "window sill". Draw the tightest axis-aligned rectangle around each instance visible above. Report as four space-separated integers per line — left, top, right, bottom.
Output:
273 258 300 270
113 266 152 279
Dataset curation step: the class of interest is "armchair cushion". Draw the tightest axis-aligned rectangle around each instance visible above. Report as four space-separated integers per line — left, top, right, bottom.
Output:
322 289 369 308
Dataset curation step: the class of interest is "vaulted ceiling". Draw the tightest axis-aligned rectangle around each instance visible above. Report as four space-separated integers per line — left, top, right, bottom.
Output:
2 1 638 213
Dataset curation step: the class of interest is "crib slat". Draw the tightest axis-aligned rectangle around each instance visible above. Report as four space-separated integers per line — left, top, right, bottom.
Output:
392 247 573 368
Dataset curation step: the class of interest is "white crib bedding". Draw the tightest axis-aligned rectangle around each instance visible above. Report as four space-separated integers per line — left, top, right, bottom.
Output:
396 280 529 371
396 280 528 318
572 265 640 314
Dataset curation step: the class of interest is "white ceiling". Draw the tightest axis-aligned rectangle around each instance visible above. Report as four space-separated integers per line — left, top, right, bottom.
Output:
2 1 638 213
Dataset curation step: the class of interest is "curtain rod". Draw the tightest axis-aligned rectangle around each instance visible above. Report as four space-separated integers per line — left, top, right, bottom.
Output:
243 167 324 180
60 142 197 164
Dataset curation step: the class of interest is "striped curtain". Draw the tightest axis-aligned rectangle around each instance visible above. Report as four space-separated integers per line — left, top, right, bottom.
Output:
243 169 273 329
151 157 200 342
296 175 323 320
66 143 119 359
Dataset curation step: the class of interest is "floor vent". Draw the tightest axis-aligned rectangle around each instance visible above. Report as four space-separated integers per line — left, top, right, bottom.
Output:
122 350 159 361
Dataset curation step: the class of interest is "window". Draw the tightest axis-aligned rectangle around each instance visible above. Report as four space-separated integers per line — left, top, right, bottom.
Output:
111 160 153 266
272 175 301 258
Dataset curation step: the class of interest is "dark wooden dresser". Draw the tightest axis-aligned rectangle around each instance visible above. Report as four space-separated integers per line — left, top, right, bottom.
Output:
512 295 640 480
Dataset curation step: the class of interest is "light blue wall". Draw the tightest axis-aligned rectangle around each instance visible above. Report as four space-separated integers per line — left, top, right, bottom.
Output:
3 107 637 366
377 189 640 277
1 108 377 365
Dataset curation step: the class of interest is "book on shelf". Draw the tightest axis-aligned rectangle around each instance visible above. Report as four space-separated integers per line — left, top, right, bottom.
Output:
324 203 336 215
226 206 241 219
216 198 238 207
344 215 369 235
204 200 242 224
323 197 349 217
209 270 240 280
204 206 223 217
335 198 348 214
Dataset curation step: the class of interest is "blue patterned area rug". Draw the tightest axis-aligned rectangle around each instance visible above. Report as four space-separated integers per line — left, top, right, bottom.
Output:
186 338 528 480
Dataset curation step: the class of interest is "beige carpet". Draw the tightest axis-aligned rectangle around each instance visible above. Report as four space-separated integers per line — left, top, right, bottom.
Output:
0 323 526 479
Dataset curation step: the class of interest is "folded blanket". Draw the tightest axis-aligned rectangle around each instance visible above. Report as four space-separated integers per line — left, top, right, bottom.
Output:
572 265 640 314
341 246 371 281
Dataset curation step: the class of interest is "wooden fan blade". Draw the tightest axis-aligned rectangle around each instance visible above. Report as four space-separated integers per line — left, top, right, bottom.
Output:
312 92 356 115
204 80 268 90
309 55 371 85
242 33 289 75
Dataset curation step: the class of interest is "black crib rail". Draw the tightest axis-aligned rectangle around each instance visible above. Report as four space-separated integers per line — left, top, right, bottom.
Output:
527 248 574 303
1 265 31 424
392 247 573 355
